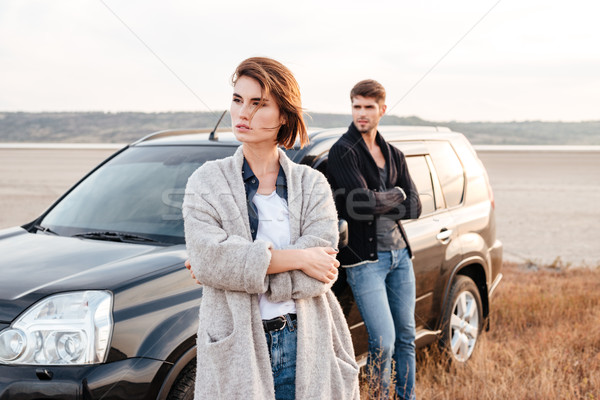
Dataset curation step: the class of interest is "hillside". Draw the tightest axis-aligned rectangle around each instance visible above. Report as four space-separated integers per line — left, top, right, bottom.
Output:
0 111 599 145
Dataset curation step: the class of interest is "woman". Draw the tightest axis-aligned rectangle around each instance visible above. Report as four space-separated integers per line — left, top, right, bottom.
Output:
183 57 359 400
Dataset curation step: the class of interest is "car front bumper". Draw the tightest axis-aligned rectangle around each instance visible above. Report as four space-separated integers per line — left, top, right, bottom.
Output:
0 357 168 400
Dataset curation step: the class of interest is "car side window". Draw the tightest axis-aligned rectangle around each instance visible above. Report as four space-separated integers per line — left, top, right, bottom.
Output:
405 155 435 216
427 141 465 207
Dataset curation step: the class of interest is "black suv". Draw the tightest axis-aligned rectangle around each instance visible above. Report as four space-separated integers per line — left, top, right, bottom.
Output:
0 126 502 399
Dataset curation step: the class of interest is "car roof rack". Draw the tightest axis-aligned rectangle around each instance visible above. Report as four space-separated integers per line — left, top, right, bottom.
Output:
132 110 230 145
131 129 214 145
378 125 451 132
309 125 453 141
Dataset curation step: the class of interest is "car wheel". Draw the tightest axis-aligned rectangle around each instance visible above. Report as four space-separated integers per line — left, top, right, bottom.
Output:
167 360 195 400
439 275 483 363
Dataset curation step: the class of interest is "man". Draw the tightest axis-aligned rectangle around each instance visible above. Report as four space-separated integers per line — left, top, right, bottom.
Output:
327 79 421 400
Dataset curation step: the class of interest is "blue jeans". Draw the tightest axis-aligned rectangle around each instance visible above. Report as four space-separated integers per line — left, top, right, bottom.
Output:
346 248 416 400
265 314 297 400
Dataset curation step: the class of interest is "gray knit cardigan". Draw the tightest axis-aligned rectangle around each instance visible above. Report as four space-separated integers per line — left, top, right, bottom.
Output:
182 146 360 400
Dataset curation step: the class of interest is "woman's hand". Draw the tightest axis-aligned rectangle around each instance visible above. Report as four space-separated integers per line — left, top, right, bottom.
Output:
268 247 340 284
185 259 201 284
297 247 340 284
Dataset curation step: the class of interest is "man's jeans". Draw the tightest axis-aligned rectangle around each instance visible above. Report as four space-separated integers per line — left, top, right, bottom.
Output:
265 314 297 400
346 248 416 400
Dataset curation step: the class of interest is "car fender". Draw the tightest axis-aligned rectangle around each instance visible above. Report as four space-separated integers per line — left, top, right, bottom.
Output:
156 341 197 400
437 255 489 331
455 232 493 284
135 306 199 362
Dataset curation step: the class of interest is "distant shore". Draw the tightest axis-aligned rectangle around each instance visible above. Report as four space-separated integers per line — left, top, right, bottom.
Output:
1 146 599 267
2 111 600 145
2 143 600 152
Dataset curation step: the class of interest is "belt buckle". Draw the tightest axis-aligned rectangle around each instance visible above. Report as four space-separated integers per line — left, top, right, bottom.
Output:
272 315 287 332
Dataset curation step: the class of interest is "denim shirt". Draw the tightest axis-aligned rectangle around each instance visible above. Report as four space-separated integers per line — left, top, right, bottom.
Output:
242 158 288 240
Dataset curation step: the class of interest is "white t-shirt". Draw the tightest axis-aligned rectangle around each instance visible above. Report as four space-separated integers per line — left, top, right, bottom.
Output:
252 190 297 320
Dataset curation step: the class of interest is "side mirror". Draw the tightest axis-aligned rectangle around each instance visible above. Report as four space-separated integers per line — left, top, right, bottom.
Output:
338 219 349 248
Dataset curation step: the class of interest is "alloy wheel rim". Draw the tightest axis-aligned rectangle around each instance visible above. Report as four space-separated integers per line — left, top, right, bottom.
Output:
449 291 479 362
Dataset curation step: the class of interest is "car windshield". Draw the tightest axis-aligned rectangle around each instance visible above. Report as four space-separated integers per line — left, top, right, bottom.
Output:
41 145 237 244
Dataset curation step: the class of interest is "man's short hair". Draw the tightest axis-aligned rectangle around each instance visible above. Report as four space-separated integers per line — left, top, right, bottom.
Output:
350 79 386 105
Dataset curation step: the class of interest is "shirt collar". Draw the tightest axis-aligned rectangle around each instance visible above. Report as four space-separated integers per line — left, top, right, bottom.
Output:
242 158 287 196
347 122 390 167
242 158 255 182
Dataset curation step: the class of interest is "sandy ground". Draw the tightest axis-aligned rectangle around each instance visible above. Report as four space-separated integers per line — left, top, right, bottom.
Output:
1 148 599 266
479 150 600 267
0 149 116 229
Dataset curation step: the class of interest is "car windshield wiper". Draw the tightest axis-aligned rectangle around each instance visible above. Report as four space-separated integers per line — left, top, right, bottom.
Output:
33 224 59 235
72 231 159 244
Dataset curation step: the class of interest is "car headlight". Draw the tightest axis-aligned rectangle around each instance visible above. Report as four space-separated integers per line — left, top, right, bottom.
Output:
0 291 113 365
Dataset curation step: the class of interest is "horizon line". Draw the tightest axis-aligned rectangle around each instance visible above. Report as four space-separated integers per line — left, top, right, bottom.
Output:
0 110 598 124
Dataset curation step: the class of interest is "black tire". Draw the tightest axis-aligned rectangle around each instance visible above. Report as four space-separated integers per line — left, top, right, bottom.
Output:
166 360 196 400
439 275 483 363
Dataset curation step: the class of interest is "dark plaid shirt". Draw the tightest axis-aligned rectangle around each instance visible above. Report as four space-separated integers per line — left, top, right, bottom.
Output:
242 159 288 240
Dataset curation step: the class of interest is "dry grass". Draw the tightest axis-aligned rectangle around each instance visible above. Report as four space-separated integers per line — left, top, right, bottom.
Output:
415 262 600 400
359 348 412 400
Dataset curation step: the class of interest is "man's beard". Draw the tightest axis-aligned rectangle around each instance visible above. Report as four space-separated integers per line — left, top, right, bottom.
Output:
356 124 372 134
355 120 372 134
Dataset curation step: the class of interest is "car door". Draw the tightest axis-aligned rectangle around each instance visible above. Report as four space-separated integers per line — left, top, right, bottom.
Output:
393 142 461 331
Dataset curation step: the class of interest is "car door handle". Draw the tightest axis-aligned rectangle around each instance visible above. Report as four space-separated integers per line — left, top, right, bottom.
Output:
436 229 453 242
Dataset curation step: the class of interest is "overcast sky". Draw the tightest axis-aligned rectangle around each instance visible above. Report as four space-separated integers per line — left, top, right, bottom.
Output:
1 0 599 121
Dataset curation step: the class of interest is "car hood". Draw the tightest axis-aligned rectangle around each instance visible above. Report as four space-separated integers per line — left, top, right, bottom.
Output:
0 227 187 323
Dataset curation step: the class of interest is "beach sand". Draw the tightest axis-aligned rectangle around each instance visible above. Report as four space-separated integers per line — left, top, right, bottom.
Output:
0 149 116 229
479 150 600 267
1 148 599 266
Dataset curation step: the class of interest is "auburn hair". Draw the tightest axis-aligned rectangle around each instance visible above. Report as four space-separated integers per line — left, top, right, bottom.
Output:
232 57 308 149
350 79 386 105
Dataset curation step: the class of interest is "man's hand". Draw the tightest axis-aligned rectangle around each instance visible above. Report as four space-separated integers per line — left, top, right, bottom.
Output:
185 259 201 285
393 186 407 202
